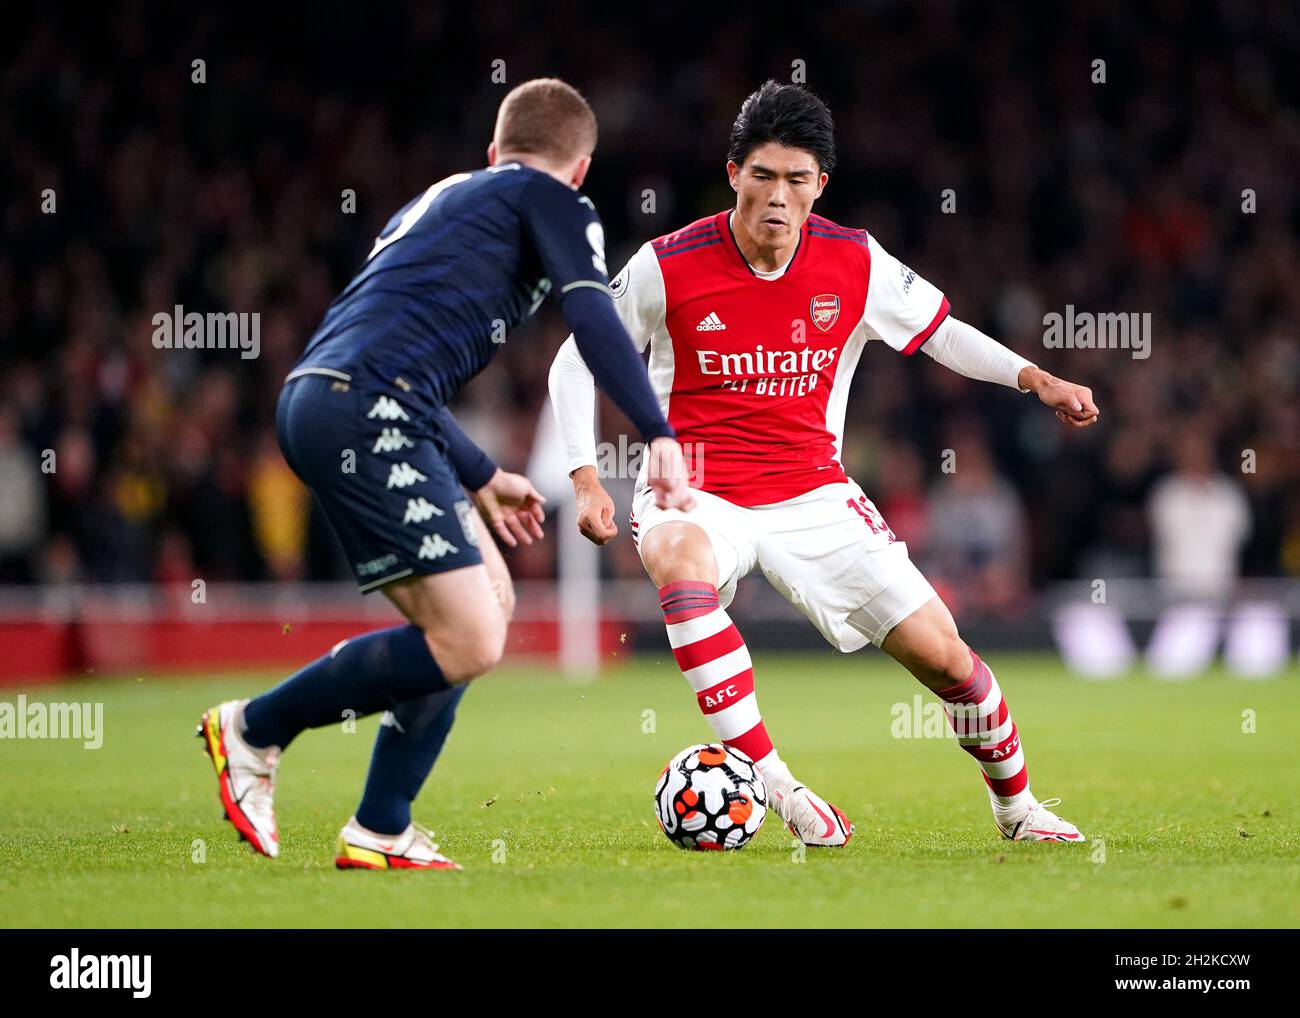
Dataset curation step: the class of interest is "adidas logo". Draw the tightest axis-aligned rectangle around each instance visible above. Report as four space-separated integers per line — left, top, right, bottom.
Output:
373 427 414 453
418 534 459 560
386 462 428 489
367 396 409 421
696 312 727 332
403 497 445 524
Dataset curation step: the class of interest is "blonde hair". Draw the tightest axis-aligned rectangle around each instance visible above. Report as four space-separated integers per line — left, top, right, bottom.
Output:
493 78 597 164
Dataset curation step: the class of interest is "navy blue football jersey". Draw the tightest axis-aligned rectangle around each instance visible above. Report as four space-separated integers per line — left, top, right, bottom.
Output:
293 162 610 414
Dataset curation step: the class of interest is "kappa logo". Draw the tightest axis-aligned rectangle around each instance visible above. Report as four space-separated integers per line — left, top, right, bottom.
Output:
386 462 428 489
810 293 841 332
367 396 409 421
418 534 459 560
402 497 444 524
373 427 413 453
696 311 727 332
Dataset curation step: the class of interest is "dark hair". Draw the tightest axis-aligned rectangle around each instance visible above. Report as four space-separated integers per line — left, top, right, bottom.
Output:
727 80 836 173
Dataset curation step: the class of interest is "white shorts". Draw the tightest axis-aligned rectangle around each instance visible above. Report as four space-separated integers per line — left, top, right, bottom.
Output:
630 478 937 652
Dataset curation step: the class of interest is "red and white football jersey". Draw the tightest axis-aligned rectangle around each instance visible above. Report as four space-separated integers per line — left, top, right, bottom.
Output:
579 209 948 506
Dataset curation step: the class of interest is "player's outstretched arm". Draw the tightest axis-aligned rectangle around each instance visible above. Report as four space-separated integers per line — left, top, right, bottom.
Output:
920 317 1099 428
554 286 695 516
523 178 672 447
523 179 692 516
558 286 675 445
549 339 696 542
549 238 688 541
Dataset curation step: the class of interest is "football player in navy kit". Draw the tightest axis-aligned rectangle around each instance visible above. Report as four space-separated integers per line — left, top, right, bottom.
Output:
198 78 693 869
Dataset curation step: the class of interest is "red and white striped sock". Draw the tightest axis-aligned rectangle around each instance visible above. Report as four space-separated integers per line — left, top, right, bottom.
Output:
935 650 1034 817
659 581 791 789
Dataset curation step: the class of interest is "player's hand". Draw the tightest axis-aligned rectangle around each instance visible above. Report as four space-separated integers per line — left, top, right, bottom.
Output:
472 469 546 548
570 465 618 545
647 436 696 512
1019 366 1100 429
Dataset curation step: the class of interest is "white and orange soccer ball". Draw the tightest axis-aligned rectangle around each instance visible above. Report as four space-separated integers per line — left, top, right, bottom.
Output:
654 743 767 850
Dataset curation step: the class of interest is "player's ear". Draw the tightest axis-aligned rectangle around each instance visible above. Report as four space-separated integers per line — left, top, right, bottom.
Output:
487 141 498 166
816 171 828 198
726 160 740 192
569 154 592 190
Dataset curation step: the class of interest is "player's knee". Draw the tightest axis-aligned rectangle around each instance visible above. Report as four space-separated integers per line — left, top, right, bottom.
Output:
905 629 971 687
644 525 717 587
461 636 506 682
938 636 974 686
426 617 506 683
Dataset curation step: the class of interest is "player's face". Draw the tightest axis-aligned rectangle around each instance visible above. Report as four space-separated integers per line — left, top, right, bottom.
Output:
727 143 827 250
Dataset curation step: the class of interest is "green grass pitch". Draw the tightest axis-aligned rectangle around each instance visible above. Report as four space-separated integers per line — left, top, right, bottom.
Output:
1 654 1297 928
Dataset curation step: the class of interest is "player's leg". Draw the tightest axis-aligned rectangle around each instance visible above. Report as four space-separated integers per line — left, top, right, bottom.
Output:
877 594 1084 843
757 479 1082 844
240 564 502 746
640 516 782 772
200 561 503 858
198 376 498 858
339 512 512 870
636 493 850 846
235 452 504 752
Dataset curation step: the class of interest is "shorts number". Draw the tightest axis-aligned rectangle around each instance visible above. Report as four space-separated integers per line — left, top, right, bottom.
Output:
847 495 896 542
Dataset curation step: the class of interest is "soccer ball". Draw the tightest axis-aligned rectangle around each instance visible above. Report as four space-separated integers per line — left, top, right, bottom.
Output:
654 743 767 850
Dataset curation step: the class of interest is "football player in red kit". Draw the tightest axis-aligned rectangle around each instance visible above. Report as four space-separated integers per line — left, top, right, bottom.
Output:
550 81 1099 845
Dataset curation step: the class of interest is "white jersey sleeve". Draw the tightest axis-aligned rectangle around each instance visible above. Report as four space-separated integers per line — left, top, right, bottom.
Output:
547 241 666 474
862 234 950 355
922 316 1036 391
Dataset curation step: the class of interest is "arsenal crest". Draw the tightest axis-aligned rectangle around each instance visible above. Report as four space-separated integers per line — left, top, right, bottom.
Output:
810 293 840 332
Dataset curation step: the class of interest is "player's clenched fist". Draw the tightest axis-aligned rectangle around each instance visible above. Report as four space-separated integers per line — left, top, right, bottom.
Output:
1018 366 1100 428
570 465 618 545
646 436 696 512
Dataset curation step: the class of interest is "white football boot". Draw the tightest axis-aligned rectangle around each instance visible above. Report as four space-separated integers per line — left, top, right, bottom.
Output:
335 817 462 871
768 776 854 847
197 699 281 858
995 795 1086 843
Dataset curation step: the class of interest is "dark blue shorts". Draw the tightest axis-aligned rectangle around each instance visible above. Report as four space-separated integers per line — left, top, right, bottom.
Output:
276 371 483 591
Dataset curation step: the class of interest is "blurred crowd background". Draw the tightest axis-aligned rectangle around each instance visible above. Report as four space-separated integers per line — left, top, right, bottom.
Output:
2 1 1298 619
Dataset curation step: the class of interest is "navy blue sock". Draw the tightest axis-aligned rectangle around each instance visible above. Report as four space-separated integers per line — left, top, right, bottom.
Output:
242 625 450 750
355 685 467 835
